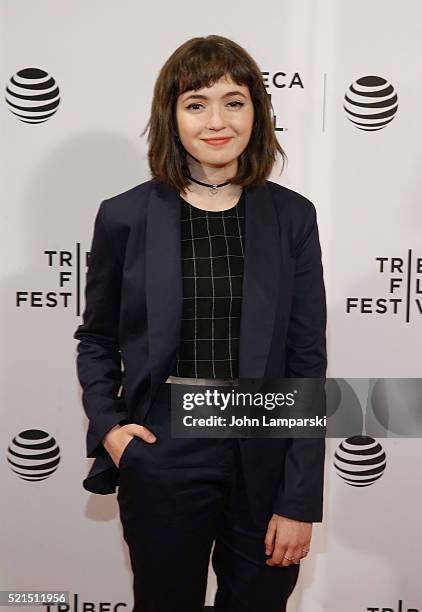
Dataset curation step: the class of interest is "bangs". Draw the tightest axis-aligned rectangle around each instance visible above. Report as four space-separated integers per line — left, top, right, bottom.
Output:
174 41 253 96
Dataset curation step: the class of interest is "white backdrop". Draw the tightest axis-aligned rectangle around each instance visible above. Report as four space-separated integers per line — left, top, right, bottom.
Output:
1 0 421 610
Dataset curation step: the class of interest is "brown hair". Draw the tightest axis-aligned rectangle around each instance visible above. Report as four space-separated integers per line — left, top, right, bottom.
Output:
140 35 287 192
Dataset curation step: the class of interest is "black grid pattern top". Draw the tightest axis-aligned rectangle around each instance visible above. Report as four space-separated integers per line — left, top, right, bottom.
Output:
171 190 246 379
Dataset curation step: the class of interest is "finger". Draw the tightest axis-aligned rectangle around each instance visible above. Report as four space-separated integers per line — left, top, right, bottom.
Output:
266 529 288 566
280 547 297 568
266 544 287 567
264 521 277 556
291 546 304 565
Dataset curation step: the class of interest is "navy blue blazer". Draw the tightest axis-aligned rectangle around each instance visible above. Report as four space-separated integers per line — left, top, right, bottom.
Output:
73 178 327 528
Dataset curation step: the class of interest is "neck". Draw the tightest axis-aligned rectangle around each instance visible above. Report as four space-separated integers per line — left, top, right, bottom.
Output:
186 155 237 186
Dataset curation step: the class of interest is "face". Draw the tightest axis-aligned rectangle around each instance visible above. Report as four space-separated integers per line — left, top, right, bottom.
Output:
175 74 254 171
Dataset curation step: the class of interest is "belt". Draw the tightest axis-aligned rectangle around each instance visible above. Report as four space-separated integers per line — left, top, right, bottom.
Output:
165 375 239 387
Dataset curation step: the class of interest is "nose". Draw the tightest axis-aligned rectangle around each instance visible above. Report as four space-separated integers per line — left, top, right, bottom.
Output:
205 105 226 130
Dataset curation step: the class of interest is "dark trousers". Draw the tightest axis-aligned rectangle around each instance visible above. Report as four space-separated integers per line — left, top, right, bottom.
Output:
117 382 300 612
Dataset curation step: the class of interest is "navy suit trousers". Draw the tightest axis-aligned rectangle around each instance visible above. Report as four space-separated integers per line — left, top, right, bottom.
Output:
116 382 300 612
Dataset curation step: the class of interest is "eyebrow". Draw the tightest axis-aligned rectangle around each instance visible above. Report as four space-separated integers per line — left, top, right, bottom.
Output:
183 90 247 102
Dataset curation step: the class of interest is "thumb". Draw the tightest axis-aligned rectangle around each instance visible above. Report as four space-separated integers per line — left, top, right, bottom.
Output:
131 424 157 443
264 521 276 556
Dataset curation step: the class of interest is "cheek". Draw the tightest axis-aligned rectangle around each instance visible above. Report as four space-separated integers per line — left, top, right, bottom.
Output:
179 117 203 139
232 111 254 134
176 107 195 133
235 123 253 142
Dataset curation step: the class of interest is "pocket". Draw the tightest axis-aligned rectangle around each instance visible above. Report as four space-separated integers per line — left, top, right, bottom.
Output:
118 436 139 470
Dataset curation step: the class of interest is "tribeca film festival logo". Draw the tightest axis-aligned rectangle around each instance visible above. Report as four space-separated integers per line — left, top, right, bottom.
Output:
365 599 420 611
42 593 218 611
42 593 215 611
7 429 60 482
346 252 422 322
344 75 398 132
16 247 89 315
5 67 61 124
262 71 304 133
41 593 218 612
43 593 127 611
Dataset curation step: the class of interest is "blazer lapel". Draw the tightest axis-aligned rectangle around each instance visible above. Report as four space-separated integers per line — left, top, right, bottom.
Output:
145 180 183 401
237 182 281 379
145 180 281 408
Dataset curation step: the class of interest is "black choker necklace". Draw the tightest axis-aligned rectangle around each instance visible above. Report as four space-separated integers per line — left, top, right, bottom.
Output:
187 173 232 196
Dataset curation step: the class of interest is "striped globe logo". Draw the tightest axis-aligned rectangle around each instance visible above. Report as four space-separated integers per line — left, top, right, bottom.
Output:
344 75 398 131
5 67 60 124
7 429 61 481
334 435 386 487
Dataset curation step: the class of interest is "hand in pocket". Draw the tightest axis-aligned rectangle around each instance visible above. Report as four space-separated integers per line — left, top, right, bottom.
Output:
102 424 158 468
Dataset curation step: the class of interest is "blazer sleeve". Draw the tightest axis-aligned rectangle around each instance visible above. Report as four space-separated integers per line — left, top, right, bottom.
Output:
73 200 130 459
272 201 327 523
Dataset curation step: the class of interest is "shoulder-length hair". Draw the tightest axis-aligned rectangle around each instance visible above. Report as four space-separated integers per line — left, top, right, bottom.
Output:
141 35 287 193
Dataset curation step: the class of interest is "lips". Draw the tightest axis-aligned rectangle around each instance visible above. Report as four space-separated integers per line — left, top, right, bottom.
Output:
202 137 232 145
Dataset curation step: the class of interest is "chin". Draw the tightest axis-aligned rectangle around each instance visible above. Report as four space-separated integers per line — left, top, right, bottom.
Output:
198 154 233 165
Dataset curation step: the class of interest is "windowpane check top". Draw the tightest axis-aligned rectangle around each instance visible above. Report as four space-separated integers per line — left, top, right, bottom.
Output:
171 190 246 379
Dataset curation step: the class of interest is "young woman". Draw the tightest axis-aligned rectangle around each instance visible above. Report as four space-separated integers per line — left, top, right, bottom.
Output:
74 34 327 612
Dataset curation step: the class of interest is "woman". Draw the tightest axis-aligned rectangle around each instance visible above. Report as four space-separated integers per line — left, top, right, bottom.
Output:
74 34 327 612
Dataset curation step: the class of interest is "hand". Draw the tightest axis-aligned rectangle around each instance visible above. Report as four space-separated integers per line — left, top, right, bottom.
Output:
102 424 157 468
264 513 312 567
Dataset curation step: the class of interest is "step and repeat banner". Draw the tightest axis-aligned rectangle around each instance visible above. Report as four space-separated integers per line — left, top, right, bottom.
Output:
1 0 421 610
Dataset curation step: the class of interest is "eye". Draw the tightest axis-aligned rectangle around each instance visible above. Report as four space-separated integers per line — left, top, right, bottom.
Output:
185 101 245 111
186 103 204 110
